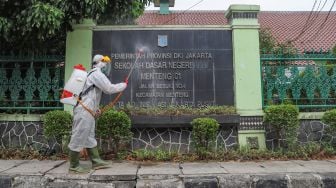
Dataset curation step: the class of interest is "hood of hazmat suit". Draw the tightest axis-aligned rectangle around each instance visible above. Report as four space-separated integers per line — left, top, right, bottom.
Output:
68 54 127 152
93 54 112 76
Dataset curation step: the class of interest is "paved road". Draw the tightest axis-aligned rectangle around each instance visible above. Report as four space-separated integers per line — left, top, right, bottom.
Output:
0 160 336 187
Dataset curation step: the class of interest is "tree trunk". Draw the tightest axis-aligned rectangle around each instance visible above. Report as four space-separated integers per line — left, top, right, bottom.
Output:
276 129 282 149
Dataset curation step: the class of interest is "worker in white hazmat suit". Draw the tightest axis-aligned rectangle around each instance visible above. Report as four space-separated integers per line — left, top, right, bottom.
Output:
68 54 127 173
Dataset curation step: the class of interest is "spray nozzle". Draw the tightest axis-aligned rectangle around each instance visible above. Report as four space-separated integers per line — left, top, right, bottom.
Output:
124 76 129 85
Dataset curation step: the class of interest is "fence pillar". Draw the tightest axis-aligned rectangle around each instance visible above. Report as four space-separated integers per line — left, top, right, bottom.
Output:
64 19 95 113
226 5 265 149
226 5 262 115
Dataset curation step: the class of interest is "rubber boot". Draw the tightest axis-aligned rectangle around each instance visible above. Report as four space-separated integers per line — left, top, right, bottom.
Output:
69 150 90 173
87 147 110 170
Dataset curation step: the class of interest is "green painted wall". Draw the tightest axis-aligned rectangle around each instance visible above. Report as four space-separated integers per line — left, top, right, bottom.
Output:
64 19 95 113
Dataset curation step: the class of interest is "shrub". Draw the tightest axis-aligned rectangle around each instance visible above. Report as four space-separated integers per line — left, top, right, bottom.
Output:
322 109 336 133
43 110 72 152
191 117 220 159
97 109 132 154
264 104 299 149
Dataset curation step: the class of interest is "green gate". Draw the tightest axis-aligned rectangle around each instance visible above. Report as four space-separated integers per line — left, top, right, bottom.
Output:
261 49 336 111
0 54 64 114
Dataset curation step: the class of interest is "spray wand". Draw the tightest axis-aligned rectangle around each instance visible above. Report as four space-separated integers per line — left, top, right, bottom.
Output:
99 49 144 115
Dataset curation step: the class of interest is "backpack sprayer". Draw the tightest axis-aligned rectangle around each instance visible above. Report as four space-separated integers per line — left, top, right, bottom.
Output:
60 64 88 106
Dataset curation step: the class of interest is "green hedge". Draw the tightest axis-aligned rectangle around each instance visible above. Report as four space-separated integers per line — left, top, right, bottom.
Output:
322 109 336 133
97 109 132 153
43 110 72 142
43 110 72 153
191 117 219 159
264 104 299 149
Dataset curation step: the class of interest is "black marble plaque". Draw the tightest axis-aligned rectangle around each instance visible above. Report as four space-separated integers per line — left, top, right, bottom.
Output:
92 29 233 107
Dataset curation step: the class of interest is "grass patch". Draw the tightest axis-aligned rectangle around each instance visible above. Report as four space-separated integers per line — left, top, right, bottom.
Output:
1 143 335 161
0 148 67 160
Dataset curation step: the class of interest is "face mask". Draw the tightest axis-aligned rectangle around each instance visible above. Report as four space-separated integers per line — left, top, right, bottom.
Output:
101 62 111 76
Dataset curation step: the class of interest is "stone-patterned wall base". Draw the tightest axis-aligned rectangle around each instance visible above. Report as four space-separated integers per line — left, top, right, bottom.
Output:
0 121 60 154
3 119 336 153
266 120 336 150
131 126 238 153
0 121 238 154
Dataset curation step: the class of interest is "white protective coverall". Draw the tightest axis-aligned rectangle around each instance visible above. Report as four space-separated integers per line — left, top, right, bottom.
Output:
68 60 127 152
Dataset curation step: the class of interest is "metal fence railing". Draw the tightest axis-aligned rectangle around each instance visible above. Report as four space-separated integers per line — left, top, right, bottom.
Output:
0 55 65 114
261 49 336 112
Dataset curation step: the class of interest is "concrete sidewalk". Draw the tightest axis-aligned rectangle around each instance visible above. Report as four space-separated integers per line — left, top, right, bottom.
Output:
0 159 336 188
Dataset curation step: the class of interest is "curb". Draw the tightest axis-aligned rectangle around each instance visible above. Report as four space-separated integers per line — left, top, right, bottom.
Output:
1 172 336 188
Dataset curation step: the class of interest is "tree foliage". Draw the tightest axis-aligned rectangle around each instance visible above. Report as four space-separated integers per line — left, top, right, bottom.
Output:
259 28 295 54
0 0 151 53
259 28 277 52
333 44 336 55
